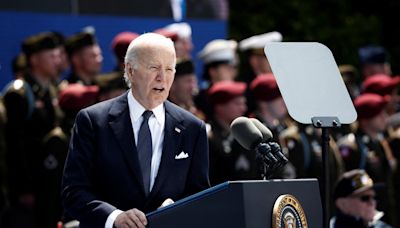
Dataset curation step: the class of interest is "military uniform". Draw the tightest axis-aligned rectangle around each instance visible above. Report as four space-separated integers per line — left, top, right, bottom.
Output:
208 120 260 185
280 124 344 182
337 93 396 225
2 32 66 228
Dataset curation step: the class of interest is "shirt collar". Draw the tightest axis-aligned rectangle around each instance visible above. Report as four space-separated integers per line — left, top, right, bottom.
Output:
127 90 165 125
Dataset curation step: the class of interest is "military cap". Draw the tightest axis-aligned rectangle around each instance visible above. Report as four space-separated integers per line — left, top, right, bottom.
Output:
239 31 282 55
59 84 99 111
21 32 60 57
361 74 400 96
250 73 281 102
175 59 195 77
65 32 97 56
208 81 246 105
353 93 389 119
50 31 66 46
163 22 192 39
334 169 377 200
111 31 139 62
198 39 237 65
358 45 388 65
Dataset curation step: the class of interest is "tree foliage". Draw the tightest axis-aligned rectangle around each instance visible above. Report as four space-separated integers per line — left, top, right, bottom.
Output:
229 0 400 73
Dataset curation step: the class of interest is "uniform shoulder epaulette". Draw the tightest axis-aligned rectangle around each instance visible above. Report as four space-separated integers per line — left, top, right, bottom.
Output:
337 133 358 151
3 79 29 97
279 125 300 141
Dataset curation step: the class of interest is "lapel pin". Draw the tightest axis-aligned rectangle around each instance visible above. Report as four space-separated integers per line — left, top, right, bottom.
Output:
174 127 181 133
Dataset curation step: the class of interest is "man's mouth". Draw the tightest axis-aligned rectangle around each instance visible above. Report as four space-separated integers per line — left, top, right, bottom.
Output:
153 88 165 92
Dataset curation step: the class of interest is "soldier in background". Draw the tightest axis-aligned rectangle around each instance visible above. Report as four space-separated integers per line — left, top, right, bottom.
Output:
330 169 391 228
238 32 282 114
238 31 282 84
95 31 138 102
65 32 103 85
361 74 400 115
168 59 205 120
206 81 255 185
337 93 396 225
2 32 62 228
195 39 238 120
386 113 400 228
248 74 296 179
248 74 291 138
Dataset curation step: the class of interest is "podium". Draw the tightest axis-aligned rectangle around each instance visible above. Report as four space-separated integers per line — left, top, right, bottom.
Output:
147 179 322 228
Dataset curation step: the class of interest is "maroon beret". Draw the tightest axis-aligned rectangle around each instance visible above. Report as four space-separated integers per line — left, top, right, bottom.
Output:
250 73 281 101
59 84 99 111
362 74 400 96
208 81 246 106
354 93 389 119
111 32 139 62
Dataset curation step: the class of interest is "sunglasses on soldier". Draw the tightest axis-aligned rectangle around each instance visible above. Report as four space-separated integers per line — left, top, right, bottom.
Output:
353 194 377 203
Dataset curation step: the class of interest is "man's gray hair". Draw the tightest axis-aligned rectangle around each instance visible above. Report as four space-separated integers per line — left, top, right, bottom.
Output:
123 33 176 87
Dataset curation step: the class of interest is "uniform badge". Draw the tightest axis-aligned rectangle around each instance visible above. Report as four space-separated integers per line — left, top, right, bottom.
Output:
272 194 308 228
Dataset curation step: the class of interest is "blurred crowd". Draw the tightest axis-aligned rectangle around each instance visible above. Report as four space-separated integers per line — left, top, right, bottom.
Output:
0 22 399 227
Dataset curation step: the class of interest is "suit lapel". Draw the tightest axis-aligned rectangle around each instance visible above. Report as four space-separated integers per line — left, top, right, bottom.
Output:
147 101 184 200
108 92 145 193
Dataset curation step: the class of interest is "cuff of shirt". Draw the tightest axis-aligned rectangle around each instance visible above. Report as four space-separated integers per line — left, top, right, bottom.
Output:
105 209 123 228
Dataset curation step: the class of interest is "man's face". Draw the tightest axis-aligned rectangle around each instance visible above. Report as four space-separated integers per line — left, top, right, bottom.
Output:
211 63 237 82
337 189 377 222
250 54 272 75
31 48 62 79
174 38 193 59
216 96 247 123
368 110 388 133
266 97 288 121
128 45 176 109
170 74 198 104
77 44 103 76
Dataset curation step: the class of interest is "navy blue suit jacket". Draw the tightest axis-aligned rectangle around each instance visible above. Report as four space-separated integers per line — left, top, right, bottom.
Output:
61 92 210 227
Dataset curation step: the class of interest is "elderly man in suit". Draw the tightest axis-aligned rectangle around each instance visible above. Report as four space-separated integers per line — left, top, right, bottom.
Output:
61 33 210 228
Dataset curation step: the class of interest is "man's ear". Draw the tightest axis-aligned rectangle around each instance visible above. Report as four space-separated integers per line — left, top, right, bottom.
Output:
126 63 134 78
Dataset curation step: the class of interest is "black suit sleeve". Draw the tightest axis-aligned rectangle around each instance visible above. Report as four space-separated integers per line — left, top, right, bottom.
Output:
61 109 116 226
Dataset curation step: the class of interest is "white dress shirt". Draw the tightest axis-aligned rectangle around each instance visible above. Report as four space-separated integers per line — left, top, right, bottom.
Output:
105 90 165 228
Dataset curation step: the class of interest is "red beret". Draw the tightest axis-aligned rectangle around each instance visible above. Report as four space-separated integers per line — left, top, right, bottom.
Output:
354 93 389 119
208 81 246 106
59 84 99 111
111 32 139 62
250 73 282 101
362 74 400 96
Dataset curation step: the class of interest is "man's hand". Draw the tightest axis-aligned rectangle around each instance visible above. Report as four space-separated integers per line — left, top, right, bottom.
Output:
114 208 147 228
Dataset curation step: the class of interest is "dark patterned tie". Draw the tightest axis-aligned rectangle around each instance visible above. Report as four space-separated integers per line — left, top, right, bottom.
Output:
137 110 153 196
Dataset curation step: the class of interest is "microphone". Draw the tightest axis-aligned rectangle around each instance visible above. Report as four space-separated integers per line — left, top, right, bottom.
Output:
249 118 273 141
248 118 289 168
231 117 279 178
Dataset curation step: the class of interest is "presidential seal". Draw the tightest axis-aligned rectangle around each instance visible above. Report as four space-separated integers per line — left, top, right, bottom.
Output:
272 194 308 228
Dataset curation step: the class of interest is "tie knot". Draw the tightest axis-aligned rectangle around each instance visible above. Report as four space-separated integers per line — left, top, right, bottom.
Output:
142 110 153 121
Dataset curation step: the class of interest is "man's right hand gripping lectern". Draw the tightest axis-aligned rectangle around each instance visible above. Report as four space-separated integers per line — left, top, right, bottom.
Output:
147 179 322 227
